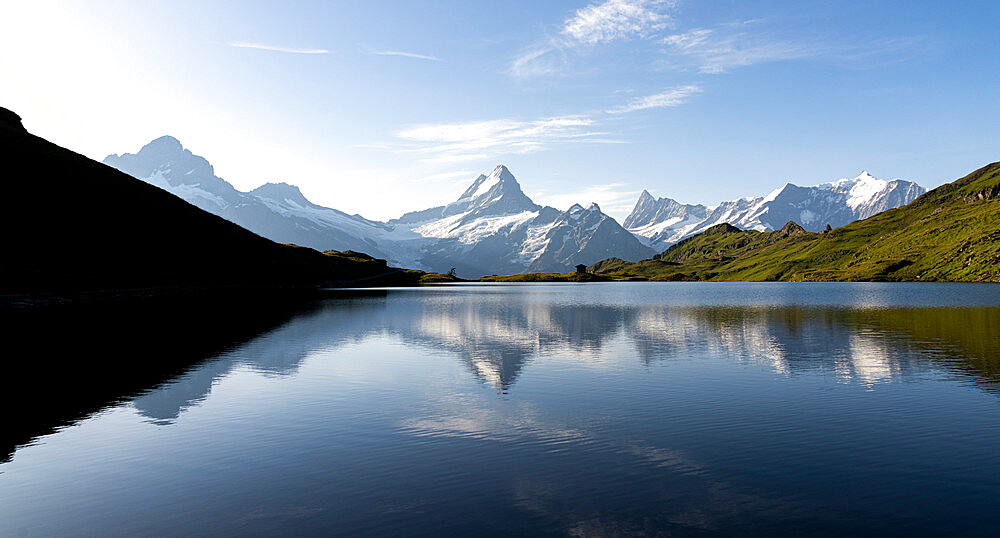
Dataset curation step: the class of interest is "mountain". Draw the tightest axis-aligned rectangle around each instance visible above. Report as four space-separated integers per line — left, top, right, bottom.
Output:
625 172 926 250
391 165 655 276
103 137 393 259
0 107 438 300
591 161 1000 282
105 139 655 276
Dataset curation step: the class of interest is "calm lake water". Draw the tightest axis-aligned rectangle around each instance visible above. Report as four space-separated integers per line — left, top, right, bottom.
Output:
3 282 1000 536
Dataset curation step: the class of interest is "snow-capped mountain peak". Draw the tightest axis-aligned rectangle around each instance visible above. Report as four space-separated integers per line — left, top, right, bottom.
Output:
822 171 892 210
626 172 925 250
103 135 236 208
402 166 651 274
134 136 214 179
458 165 518 201
143 135 183 153
250 182 315 207
449 164 539 217
623 192 708 231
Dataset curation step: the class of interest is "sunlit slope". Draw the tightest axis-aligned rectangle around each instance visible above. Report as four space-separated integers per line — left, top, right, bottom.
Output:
0 107 439 296
591 162 1000 282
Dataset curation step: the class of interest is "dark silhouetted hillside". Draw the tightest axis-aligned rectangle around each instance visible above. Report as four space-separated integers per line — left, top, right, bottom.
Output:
0 106 443 300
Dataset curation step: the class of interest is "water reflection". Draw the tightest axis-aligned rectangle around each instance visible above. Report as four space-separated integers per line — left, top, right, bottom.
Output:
126 287 1000 426
400 299 634 391
131 292 635 420
4 284 1000 535
133 294 388 422
0 295 322 461
629 307 940 385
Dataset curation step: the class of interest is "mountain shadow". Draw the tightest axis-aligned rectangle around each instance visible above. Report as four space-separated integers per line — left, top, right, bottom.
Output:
0 295 321 463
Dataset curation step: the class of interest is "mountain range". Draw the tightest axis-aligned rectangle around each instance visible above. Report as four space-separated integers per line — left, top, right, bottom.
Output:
625 172 925 250
104 136 926 277
4 103 995 291
104 139 654 276
102 136 394 258
591 161 1000 282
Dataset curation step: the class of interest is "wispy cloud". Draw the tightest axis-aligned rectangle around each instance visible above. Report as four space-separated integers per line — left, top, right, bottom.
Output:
659 23 923 74
530 183 643 217
509 43 566 78
660 26 815 73
396 116 609 164
512 7 919 87
229 41 329 54
420 154 490 164
606 85 701 113
413 169 477 183
371 50 442 61
511 0 676 78
562 0 674 45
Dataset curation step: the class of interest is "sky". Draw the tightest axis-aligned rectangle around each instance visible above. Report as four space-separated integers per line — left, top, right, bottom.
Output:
2 0 998 222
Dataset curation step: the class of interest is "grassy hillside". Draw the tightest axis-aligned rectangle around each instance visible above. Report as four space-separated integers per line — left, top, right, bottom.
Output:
0 107 452 299
590 162 1000 282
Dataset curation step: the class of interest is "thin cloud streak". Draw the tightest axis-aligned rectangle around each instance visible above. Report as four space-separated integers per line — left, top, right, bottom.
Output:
607 85 701 113
385 115 629 170
397 116 604 163
229 41 329 54
413 169 477 183
372 50 442 61
660 26 816 73
509 44 565 78
420 154 489 164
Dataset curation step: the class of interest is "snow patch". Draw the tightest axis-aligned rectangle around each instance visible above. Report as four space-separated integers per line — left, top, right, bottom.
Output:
471 173 500 199
761 183 789 204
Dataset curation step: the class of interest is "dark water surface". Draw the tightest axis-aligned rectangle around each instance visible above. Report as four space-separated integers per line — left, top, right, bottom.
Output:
2 283 1000 536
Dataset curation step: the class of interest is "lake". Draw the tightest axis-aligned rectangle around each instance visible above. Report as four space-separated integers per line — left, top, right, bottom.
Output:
2 282 1000 536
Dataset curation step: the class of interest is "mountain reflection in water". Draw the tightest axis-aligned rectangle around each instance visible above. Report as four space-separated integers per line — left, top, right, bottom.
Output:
133 286 1000 425
3 283 1000 536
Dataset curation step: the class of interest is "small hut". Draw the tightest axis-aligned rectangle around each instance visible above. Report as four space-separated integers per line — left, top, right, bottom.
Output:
575 264 587 274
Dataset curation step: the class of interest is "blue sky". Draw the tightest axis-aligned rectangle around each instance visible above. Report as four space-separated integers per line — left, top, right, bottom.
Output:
2 0 997 220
